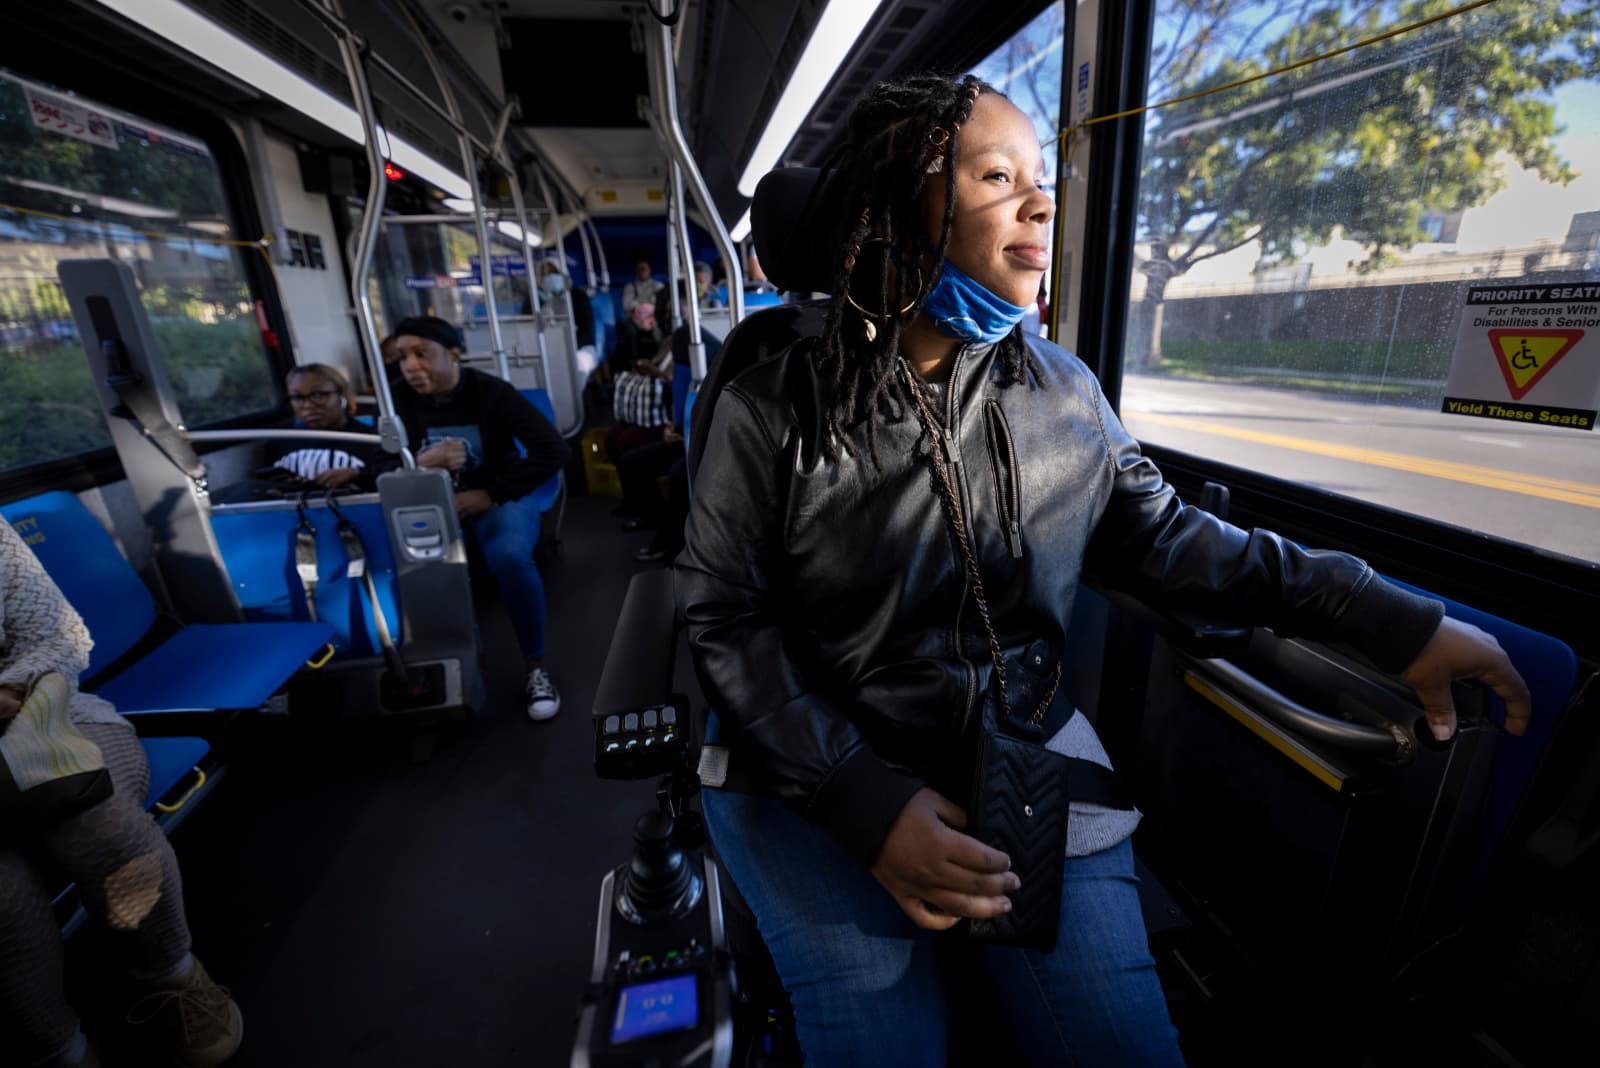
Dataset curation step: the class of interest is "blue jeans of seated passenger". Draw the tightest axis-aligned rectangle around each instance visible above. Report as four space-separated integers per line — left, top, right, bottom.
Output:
701 788 1185 1067
465 492 546 660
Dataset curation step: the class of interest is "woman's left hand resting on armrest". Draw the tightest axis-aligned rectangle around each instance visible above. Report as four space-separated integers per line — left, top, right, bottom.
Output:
1401 616 1532 741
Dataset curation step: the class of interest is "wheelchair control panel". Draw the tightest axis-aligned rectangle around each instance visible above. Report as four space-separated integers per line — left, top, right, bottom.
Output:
594 695 690 780
572 812 733 1068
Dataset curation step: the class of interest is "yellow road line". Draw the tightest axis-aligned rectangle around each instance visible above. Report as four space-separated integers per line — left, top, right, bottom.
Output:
1124 410 1600 510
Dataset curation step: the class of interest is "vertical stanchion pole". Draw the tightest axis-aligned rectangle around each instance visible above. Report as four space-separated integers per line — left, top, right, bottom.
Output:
321 0 403 455
642 13 741 381
668 159 703 378
403 5 511 381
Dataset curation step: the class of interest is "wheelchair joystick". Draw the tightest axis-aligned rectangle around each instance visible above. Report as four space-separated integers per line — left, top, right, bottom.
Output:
617 811 704 925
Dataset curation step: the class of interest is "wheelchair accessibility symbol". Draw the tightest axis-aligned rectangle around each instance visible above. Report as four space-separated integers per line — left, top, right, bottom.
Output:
1487 328 1584 400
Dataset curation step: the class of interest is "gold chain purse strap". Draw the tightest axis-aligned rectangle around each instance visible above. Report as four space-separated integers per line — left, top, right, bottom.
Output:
900 363 1059 728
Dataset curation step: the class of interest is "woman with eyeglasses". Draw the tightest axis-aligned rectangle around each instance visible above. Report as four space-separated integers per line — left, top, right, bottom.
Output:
267 363 393 491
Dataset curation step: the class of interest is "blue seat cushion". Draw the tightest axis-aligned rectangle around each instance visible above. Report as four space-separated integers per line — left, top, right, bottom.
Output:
140 736 210 810
94 622 334 715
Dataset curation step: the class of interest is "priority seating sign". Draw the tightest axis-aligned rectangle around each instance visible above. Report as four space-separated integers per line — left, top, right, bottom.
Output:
1443 284 1597 430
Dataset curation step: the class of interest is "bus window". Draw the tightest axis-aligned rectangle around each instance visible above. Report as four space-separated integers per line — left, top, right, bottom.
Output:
0 66 278 475
1120 1 1600 566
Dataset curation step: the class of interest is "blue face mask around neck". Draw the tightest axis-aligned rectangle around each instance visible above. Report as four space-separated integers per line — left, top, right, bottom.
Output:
921 260 1030 344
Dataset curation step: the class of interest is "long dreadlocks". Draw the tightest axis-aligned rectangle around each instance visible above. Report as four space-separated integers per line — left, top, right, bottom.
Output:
815 73 1041 464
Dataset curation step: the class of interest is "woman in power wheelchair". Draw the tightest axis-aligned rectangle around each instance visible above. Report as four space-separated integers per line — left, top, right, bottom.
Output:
675 73 1532 1065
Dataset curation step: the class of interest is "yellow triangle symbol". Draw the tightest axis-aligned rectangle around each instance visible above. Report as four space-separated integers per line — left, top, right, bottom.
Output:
1494 334 1573 390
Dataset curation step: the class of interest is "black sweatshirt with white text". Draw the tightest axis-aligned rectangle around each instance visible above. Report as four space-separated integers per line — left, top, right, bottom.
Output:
393 368 569 502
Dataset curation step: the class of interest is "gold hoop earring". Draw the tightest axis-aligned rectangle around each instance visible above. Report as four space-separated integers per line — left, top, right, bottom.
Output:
844 265 925 342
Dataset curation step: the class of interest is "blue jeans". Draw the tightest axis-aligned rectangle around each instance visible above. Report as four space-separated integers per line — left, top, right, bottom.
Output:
467 493 545 661
702 787 1185 1067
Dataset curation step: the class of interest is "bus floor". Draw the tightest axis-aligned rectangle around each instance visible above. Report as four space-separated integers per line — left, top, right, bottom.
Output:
63 493 672 1067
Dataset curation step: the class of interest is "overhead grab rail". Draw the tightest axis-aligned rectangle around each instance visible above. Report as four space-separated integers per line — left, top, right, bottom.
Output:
667 159 703 371
640 11 742 382
488 99 553 380
295 0 497 163
315 0 405 460
530 162 586 437
398 1 512 384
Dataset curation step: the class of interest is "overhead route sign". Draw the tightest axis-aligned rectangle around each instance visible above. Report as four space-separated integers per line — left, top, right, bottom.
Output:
1442 284 1598 431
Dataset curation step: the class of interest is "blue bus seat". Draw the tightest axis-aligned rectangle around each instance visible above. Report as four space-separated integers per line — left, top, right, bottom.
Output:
1 492 334 716
141 736 210 810
712 286 784 311
672 363 692 432
210 500 400 660
591 290 617 359
1387 578 1578 877
518 388 565 518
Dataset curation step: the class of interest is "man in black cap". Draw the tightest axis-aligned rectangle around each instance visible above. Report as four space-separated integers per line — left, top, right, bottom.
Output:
387 315 569 721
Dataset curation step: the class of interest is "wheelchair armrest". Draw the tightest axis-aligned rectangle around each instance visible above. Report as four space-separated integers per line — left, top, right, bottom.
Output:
593 568 680 720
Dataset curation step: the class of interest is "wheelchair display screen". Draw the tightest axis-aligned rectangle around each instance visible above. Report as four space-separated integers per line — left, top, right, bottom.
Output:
610 974 699 1044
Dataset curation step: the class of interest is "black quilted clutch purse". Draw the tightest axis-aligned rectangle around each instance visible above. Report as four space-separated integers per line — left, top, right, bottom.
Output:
966 723 1073 951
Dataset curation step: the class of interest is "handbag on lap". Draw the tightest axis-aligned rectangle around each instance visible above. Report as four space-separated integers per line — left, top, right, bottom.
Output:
0 672 112 828
904 368 1131 953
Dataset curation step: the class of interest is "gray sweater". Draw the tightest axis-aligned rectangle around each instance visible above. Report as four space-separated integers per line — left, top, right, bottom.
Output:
0 519 126 729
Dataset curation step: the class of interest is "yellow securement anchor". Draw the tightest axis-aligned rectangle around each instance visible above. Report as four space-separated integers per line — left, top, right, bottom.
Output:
304 643 336 670
155 767 208 814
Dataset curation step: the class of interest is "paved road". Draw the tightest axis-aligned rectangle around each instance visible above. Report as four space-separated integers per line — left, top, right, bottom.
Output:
1117 374 1600 565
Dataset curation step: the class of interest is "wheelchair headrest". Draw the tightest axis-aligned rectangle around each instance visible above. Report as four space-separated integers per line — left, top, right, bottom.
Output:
751 166 844 295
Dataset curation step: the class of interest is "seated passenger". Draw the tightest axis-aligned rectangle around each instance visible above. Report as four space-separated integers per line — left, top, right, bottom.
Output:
387 316 570 721
380 333 407 385
0 521 242 1068
745 249 777 294
693 261 723 309
677 73 1532 1065
537 256 598 378
618 324 719 555
604 334 674 527
266 363 394 490
616 254 666 368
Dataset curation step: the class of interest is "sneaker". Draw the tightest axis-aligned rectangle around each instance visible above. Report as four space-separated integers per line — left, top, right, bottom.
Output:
125 958 243 1068
526 667 561 721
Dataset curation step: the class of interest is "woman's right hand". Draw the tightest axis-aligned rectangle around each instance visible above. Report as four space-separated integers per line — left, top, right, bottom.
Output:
0 683 26 721
870 788 1019 930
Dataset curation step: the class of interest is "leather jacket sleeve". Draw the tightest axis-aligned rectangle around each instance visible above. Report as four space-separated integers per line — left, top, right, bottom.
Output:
1084 376 1444 672
677 386 924 867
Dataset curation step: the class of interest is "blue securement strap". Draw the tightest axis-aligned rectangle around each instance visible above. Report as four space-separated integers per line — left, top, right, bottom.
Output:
212 502 398 661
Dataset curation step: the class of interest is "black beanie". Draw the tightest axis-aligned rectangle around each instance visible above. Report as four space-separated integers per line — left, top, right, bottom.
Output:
392 316 463 352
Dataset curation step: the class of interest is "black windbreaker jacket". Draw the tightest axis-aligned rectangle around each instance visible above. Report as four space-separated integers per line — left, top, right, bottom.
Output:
676 330 1443 867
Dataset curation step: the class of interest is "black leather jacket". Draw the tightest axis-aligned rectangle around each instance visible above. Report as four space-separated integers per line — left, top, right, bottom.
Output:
677 331 1443 867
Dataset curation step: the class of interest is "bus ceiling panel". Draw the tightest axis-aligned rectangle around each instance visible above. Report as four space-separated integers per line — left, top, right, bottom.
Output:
13 0 279 115
61 0 507 192
527 128 666 209
499 17 650 129
686 0 1050 223
779 0 1056 166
